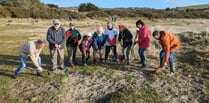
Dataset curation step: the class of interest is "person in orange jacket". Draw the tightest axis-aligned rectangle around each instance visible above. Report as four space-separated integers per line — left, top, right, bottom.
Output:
152 30 180 75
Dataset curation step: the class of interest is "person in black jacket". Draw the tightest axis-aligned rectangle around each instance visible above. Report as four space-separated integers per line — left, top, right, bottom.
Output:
118 24 133 65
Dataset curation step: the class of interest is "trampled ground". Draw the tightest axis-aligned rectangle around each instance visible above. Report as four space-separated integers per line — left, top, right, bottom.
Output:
0 18 209 103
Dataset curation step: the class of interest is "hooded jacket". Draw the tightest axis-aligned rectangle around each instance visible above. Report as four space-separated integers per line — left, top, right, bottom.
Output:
136 25 150 48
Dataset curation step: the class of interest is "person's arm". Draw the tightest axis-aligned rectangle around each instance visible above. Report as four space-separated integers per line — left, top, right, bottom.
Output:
118 32 122 42
93 33 99 51
77 30 82 40
60 28 66 46
47 28 56 45
29 44 41 68
65 30 71 40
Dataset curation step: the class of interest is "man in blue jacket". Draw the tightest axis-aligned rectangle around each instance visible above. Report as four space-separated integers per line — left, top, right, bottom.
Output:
47 19 66 70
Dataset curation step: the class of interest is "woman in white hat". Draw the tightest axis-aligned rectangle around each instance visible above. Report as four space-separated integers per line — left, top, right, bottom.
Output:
79 32 93 66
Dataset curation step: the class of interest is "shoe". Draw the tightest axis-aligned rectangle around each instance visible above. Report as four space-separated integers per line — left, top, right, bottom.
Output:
60 65 65 70
12 74 17 79
170 72 175 76
69 63 75 67
140 65 147 69
127 62 131 65
37 73 45 77
83 63 87 66
51 66 57 71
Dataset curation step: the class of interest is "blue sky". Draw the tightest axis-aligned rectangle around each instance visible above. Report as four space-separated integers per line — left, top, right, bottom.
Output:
41 0 209 9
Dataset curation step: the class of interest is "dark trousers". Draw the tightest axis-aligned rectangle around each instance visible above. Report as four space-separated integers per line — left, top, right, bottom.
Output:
105 46 117 60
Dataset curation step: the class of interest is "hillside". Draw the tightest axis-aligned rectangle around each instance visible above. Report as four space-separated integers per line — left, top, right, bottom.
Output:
177 4 209 10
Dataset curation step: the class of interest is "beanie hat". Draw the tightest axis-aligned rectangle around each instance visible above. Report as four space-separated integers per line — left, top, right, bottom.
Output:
53 19 60 24
119 24 125 29
86 32 92 37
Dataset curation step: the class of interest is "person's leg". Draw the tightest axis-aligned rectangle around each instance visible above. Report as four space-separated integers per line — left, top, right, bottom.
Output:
126 45 132 64
73 47 77 64
15 55 27 75
159 50 165 67
112 46 118 61
105 46 111 62
169 51 176 73
67 46 74 66
37 56 41 67
86 50 90 63
138 48 146 68
57 48 64 69
50 49 57 70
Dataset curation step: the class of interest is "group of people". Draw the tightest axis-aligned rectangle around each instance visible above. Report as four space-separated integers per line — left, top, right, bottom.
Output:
13 19 180 78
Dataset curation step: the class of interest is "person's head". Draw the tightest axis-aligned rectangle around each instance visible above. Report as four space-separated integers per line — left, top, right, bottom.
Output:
53 19 61 30
118 24 125 32
69 22 75 29
85 32 92 40
96 27 104 35
107 21 113 29
152 30 161 40
136 19 145 29
36 38 46 48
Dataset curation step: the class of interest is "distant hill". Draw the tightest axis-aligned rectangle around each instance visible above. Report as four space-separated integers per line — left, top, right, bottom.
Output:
176 4 209 11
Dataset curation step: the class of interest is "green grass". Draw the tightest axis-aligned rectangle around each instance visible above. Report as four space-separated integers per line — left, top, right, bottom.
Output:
0 24 41 31
177 4 209 10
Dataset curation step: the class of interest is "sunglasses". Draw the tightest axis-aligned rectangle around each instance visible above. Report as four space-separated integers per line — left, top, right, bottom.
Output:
54 23 59 25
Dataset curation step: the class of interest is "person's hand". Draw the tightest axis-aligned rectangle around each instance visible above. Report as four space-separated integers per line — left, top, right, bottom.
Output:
58 45 61 48
134 41 137 45
55 44 59 48
164 62 168 68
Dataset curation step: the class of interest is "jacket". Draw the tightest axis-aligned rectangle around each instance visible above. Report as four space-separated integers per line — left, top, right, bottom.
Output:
47 26 66 50
136 25 150 48
104 28 117 46
92 32 106 51
79 36 93 53
66 29 81 47
118 28 133 48
160 31 180 63
19 40 42 68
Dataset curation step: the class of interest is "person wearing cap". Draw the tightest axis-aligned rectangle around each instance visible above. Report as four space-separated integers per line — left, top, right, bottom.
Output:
13 39 46 79
104 21 118 62
66 22 81 67
92 27 106 64
79 32 93 66
118 24 133 65
47 19 66 70
134 19 150 69
152 30 180 75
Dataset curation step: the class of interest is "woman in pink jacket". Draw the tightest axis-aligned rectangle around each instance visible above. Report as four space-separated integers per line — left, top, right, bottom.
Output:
134 19 150 68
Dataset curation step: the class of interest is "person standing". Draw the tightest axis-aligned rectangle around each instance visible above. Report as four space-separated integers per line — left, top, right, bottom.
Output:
118 24 133 65
152 30 180 75
47 19 66 70
14 39 46 78
79 32 93 66
66 22 81 67
104 21 118 62
92 27 106 64
134 19 150 68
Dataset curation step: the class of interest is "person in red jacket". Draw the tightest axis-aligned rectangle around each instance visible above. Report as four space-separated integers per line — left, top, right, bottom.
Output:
134 19 150 68
152 30 180 75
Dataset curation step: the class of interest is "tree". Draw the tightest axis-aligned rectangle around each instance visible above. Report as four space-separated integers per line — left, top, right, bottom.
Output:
78 2 99 12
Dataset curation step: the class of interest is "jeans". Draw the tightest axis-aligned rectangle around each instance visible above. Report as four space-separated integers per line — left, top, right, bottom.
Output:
15 55 41 74
160 50 176 66
138 48 146 66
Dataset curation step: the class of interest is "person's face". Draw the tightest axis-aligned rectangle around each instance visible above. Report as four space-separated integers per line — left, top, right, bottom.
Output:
136 24 142 29
153 34 160 40
87 36 91 40
70 25 75 29
54 23 60 30
37 43 45 49
119 27 124 32
107 23 113 29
